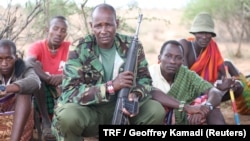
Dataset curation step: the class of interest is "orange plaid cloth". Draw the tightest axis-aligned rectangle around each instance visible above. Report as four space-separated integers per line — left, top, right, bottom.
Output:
188 37 224 83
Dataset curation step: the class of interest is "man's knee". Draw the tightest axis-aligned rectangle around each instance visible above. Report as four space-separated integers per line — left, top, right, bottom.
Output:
54 105 79 128
138 100 165 124
148 100 165 119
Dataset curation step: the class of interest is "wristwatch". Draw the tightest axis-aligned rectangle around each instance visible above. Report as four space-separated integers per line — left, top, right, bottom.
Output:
0 85 6 92
204 102 213 110
178 101 186 112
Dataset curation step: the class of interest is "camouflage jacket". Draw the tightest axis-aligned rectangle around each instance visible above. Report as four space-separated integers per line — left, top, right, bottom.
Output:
57 33 153 106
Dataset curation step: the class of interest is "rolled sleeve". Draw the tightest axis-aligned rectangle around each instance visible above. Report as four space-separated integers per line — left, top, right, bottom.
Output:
13 67 41 94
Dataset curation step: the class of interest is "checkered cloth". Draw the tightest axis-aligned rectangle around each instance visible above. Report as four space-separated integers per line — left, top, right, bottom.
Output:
34 84 57 117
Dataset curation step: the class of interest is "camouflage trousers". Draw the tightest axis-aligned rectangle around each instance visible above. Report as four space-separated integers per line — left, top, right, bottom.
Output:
51 101 116 141
52 98 165 141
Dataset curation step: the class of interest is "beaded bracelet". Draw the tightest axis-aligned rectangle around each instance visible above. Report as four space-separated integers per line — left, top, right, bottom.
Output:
107 81 115 94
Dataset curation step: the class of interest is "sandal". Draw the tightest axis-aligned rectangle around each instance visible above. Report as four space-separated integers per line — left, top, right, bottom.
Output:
42 128 56 141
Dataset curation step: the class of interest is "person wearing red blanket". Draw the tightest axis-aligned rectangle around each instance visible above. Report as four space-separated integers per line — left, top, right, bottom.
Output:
179 12 243 124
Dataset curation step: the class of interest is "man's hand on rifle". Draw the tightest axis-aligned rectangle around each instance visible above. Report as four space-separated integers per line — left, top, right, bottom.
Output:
112 71 134 91
122 93 139 117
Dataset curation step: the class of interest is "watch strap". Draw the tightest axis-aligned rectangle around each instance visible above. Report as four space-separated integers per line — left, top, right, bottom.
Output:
204 102 213 110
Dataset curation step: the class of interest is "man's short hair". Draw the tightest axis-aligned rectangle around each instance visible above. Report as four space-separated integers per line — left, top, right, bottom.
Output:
160 40 184 56
49 15 68 27
91 3 116 19
0 39 17 55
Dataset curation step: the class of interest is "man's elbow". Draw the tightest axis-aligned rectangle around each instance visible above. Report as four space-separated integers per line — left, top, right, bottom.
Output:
207 87 224 106
211 87 224 97
25 56 37 63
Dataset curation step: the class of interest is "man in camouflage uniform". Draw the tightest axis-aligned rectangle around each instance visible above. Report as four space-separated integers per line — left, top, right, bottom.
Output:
51 3 166 141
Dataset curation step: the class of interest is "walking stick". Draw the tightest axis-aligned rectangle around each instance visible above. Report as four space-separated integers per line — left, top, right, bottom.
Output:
229 89 240 125
225 66 240 125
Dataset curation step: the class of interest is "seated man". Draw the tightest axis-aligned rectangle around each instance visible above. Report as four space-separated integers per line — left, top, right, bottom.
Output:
0 39 40 141
51 4 168 141
179 12 243 124
149 40 227 124
26 15 70 141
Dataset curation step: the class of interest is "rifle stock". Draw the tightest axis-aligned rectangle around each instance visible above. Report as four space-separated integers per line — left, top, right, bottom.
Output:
112 14 143 125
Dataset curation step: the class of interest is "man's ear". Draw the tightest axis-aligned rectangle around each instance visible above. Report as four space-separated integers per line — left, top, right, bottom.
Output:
45 27 49 34
116 19 119 28
89 22 92 28
16 50 24 59
13 54 18 60
157 55 161 64
89 22 93 33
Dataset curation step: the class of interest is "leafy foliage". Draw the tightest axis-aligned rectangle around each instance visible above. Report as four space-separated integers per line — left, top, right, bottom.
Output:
0 0 170 54
182 0 249 39
25 0 79 40
182 0 250 57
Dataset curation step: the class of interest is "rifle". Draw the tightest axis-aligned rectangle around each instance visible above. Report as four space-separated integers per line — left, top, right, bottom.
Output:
165 108 173 125
112 14 143 125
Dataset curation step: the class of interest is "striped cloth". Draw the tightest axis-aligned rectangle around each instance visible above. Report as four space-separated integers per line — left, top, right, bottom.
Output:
235 73 250 115
167 66 212 124
188 38 224 106
189 38 224 83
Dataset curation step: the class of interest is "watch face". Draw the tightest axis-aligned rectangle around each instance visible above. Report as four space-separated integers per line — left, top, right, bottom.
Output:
208 105 213 110
205 102 213 110
0 85 6 91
